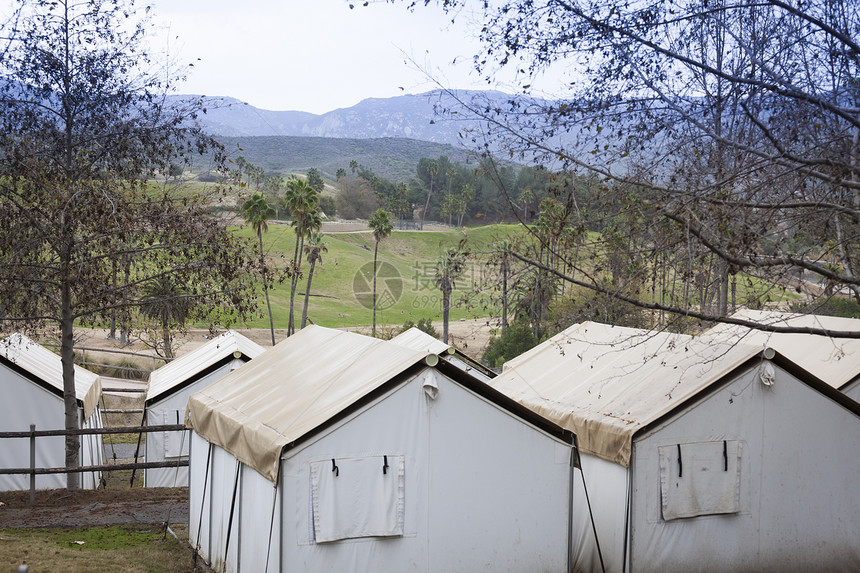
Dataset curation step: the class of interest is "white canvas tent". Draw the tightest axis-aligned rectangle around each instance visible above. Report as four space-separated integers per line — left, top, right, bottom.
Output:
186 325 574 573
0 333 104 491
705 309 860 401
143 330 264 487
390 326 496 381
491 321 860 573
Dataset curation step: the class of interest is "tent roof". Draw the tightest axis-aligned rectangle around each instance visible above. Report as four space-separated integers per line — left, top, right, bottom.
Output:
186 326 434 482
392 327 496 380
390 327 453 355
146 330 265 403
489 322 765 467
0 333 102 419
704 309 860 391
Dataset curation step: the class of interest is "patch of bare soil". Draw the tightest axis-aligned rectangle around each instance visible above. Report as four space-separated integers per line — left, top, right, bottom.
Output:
75 318 497 365
0 488 187 529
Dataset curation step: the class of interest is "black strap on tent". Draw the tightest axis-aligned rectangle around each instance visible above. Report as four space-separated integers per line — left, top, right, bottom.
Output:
129 407 147 487
222 459 241 573
99 394 117 463
263 484 278 573
723 440 728 471
193 442 213 569
168 411 188 488
578 452 606 573
383 455 389 475
677 444 683 477
331 458 339 476
161 418 189 537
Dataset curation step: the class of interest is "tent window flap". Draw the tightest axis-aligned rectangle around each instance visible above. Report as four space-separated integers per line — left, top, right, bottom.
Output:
310 455 405 543
659 440 741 520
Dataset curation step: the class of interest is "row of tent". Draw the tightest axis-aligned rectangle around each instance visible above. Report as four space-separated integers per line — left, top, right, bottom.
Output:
1 310 859 571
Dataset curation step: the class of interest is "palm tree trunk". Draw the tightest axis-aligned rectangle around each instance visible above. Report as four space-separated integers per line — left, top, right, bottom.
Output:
287 223 303 336
442 281 450 344
301 257 317 329
260 232 275 345
372 241 379 337
162 309 173 359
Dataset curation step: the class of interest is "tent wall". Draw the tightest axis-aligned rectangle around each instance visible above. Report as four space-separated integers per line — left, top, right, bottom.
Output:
843 377 860 402
630 363 860 572
189 432 212 564
0 365 101 491
572 453 629 573
278 369 571 573
237 462 281 573
145 360 241 487
79 407 104 490
189 431 284 573
191 368 572 573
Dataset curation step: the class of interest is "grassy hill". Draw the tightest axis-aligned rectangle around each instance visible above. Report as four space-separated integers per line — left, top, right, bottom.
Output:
235 224 522 331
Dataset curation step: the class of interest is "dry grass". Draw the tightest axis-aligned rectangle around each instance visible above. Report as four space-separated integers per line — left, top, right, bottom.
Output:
0 524 201 573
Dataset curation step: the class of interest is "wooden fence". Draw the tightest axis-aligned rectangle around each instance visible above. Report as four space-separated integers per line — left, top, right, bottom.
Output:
0 424 188 504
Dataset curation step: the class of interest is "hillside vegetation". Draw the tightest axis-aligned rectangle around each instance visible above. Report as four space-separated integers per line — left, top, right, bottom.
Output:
214 136 473 182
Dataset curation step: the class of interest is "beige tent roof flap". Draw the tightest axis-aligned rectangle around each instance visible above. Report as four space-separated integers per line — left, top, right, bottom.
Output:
391 326 496 381
489 322 765 467
704 309 860 391
0 333 102 419
146 330 265 404
390 327 453 355
186 326 434 482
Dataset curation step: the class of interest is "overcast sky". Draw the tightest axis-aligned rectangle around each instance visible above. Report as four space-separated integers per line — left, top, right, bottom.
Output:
144 0 496 114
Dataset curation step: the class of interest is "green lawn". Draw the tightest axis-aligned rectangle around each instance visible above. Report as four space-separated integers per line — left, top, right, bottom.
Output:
234 223 523 330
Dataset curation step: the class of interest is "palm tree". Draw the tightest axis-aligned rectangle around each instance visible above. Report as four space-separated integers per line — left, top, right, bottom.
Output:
420 159 438 230
368 209 393 337
140 275 192 359
241 193 277 346
301 232 328 329
284 177 320 335
435 239 469 344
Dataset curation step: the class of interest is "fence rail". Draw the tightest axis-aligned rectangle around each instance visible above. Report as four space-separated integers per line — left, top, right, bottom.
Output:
0 424 185 439
0 459 188 476
0 423 189 504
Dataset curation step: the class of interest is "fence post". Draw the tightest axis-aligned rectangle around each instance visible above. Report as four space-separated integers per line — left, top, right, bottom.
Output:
29 424 35 506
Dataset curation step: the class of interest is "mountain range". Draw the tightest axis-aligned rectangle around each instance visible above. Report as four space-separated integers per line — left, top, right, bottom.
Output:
193 89 499 144
187 90 516 181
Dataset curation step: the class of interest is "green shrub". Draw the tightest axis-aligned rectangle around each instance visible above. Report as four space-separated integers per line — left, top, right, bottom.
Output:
482 321 539 369
400 317 439 339
790 297 860 318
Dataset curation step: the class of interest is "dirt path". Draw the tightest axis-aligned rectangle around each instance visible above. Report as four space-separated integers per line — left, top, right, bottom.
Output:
0 488 188 529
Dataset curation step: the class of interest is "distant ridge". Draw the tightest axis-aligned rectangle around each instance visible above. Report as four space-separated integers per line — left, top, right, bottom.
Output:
189 89 513 145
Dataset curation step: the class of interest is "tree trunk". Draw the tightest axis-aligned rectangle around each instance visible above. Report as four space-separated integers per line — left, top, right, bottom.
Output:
162 313 173 359
108 258 116 339
421 177 434 230
60 264 80 491
372 241 379 337
442 282 450 344
287 222 302 336
301 257 317 329
717 259 729 317
260 232 275 345
501 258 508 328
